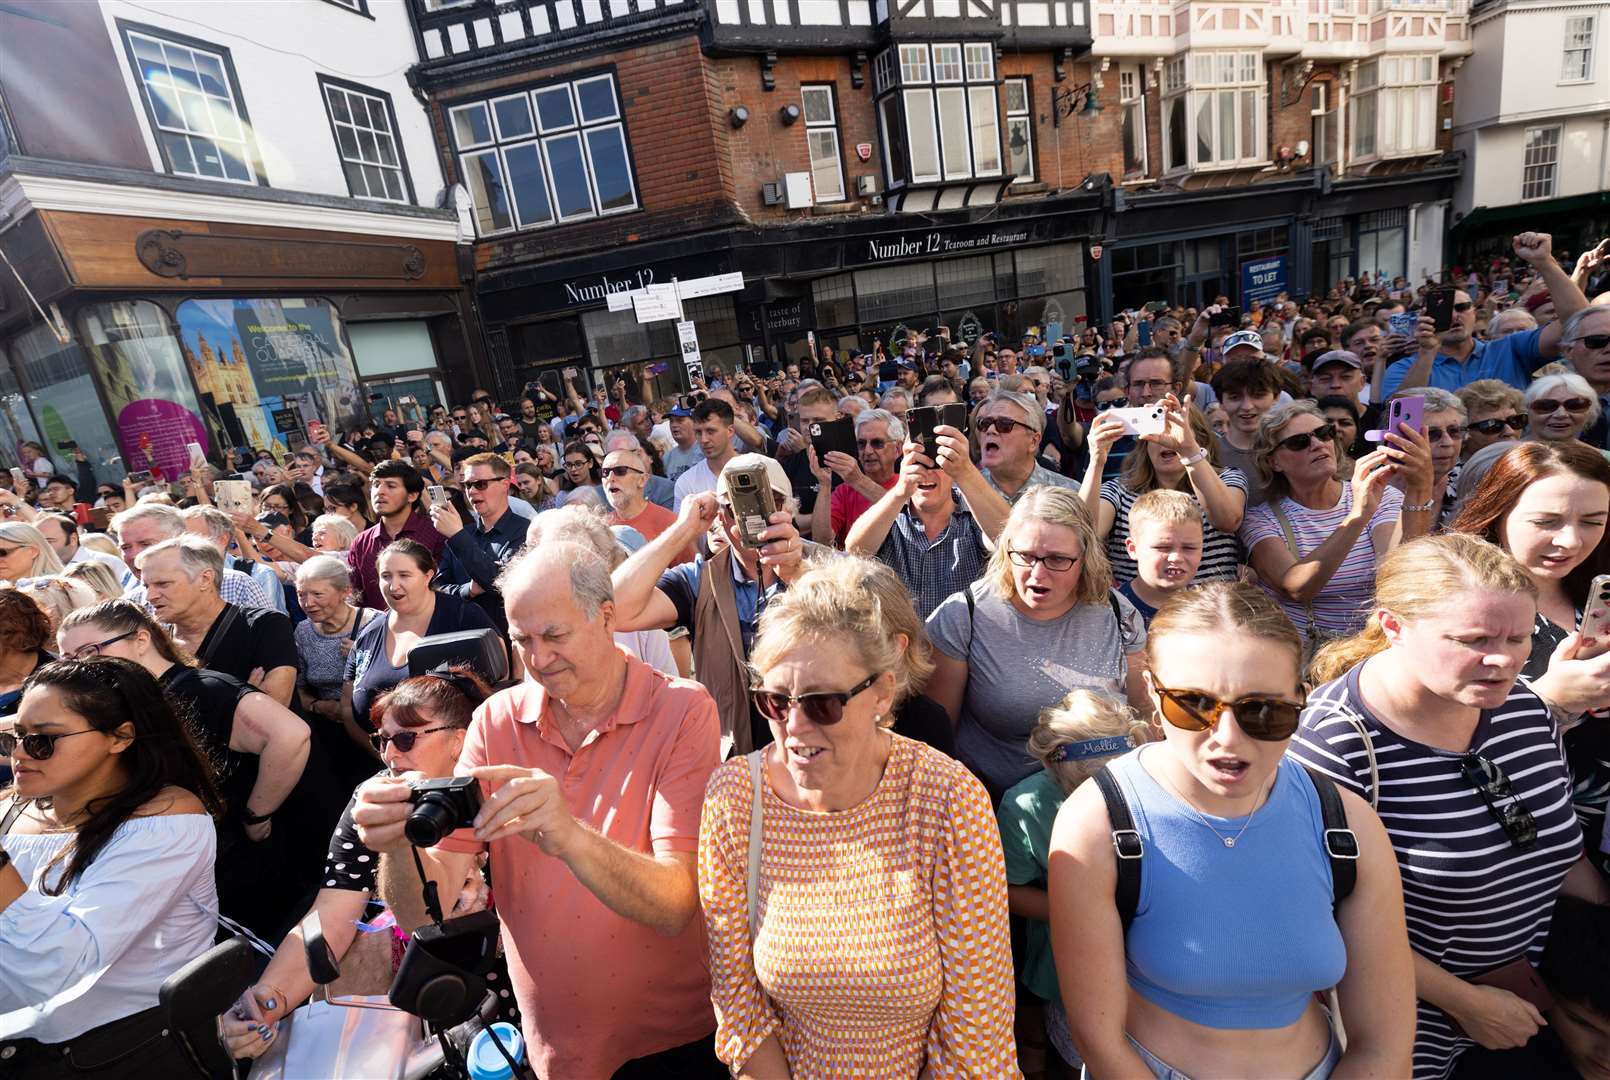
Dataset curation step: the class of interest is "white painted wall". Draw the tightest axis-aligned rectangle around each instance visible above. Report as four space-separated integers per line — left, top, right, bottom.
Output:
98 0 445 206
1457 116 1609 210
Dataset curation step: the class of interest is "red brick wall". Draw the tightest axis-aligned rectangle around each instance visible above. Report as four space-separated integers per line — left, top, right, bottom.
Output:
997 55 1125 191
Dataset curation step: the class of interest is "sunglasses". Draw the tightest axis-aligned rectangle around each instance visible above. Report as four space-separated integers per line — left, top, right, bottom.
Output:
1007 548 1079 572
1570 334 1610 351
1097 398 1129 411
1529 397 1593 414
1467 415 1527 435
369 725 458 754
1460 752 1537 849
64 629 138 661
463 478 505 491
751 672 881 727
1453 301 1474 313
856 438 889 450
0 545 27 560
977 416 1031 435
1425 424 1465 443
1275 423 1337 452
0 728 100 760
1151 682 1303 741
452 414 468 422
601 465 644 478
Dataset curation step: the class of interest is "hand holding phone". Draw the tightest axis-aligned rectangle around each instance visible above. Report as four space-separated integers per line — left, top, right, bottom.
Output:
1367 395 1426 442
1103 405 1169 438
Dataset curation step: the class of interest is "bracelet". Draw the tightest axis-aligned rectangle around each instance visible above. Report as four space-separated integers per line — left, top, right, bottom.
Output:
240 808 274 826
1401 499 1437 513
1179 447 1209 467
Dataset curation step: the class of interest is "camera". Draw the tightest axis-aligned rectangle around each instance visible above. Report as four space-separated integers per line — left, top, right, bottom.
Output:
405 776 483 847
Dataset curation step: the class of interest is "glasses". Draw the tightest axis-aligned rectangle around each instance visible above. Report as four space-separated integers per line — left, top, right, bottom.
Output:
1460 752 1537 849
856 438 889 450
0 728 100 761
1467 415 1528 436
1097 398 1129 411
452 413 468 422
0 545 27 560
1529 397 1593 415
369 726 458 754
1151 682 1303 741
463 478 505 491
750 672 882 727
1275 423 1337 452
1453 301 1474 313
564 459 591 470
1425 424 1465 443
63 629 138 661
1007 548 1080 572
1128 378 1172 392
601 465 645 478
976 416 1031 436
1570 334 1610 351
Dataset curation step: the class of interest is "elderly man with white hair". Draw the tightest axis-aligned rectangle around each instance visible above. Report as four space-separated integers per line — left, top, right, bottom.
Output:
1562 304 1610 450
181 505 287 614
115 502 271 607
1487 307 1539 340
976 389 1079 503
602 429 675 509
351 540 722 1078
808 406 905 547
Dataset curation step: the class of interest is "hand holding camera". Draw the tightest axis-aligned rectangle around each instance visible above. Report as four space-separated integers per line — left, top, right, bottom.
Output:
467 764 578 855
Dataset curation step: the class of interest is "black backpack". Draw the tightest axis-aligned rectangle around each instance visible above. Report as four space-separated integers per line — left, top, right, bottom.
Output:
1090 762 1360 931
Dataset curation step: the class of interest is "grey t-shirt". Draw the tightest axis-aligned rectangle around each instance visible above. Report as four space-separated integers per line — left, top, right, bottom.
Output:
926 581 1146 793
1218 439 1266 508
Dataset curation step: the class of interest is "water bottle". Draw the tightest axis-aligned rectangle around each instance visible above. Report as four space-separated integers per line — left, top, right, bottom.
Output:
466 1022 526 1080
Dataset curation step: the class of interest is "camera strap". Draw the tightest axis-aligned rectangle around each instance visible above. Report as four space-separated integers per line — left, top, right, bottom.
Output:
411 844 446 926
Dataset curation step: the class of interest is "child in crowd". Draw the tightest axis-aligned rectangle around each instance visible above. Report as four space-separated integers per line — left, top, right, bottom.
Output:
1118 488 1204 624
998 689 1153 1079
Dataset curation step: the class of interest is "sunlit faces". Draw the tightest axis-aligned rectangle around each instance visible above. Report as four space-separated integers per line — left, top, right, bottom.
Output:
1005 520 1083 617
369 476 412 517
694 417 733 462
1268 413 1338 487
1378 589 1536 712
377 547 433 615
1320 406 1359 454
976 401 1039 473
5 684 132 801
1423 408 1465 479
503 566 615 702
1125 518 1202 593
1497 472 1610 584
755 637 893 786
1221 389 1277 438
1308 361 1365 405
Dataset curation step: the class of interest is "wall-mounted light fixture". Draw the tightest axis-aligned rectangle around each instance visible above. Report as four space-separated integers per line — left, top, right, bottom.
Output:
780 103 801 125
1050 83 1102 127
730 106 749 128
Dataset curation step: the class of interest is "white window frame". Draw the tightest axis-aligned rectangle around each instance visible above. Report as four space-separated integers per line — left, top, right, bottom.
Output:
1521 125 1561 201
1349 54 1437 162
801 85 845 203
1161 50 1266 172
1119 66 1147 177
447 73 638 238
123 27 259 184
1562 14 1596 83
1004 76 1034 183
320 80 410 204
874 42 1003 187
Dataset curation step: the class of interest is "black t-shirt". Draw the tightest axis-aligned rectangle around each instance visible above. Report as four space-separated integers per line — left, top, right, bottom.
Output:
195 603 298 687
160 665 259 817
781 448 823 517
891 693 955 758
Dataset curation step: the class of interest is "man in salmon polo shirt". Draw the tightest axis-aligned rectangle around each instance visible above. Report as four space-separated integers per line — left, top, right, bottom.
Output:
352 540 722 1077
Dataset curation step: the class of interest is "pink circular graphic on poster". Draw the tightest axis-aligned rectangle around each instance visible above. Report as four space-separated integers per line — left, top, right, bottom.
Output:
116 399 209 480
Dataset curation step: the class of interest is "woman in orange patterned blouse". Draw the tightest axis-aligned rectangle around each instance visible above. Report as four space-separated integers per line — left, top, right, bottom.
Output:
698 557 1019 1078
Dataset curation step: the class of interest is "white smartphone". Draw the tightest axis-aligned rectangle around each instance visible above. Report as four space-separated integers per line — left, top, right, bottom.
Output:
1104 404 1169 438
9 467 25 492
186 441 206 470
1578 574 1610 660
427 485 449 508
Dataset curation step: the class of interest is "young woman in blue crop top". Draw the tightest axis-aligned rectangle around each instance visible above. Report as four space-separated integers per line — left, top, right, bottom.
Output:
1048 582 1416 1079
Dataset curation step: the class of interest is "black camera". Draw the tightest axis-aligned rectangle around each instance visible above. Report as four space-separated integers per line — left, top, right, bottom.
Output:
405 776 483 847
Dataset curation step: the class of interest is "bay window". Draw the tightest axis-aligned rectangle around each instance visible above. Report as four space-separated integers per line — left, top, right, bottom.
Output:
1161 51 1265 172
873 42 1003 187
1349 55 1437 161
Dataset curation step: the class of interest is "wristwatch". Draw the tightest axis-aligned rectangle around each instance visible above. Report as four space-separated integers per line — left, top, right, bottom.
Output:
240 808 273 827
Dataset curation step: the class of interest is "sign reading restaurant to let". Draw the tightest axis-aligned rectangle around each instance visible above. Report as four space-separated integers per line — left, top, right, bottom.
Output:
843 216 1081 268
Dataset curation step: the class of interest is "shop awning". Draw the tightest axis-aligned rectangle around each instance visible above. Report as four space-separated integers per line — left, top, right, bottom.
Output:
1451 191 1610 235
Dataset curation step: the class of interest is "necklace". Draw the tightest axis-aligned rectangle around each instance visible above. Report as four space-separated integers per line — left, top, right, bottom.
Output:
1153 762 1273 849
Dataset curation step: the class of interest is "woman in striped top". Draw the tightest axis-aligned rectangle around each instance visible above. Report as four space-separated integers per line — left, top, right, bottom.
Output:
1081 399 1247 585
1290 534 1584 1080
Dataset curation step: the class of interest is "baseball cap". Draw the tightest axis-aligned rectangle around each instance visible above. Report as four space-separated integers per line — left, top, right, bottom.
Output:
667 406 694 418
1222 330 1264 354
1524 290 1553 313
1307 349 1363 372
716 453 793 503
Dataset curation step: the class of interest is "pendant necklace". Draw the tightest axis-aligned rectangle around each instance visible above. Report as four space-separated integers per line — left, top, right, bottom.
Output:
1155 767 1274 849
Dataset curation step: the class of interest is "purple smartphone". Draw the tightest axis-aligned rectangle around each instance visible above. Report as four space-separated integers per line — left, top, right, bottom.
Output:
1368 394 1424 442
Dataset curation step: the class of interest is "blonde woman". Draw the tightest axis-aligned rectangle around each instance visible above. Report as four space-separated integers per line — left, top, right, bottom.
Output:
1000 690 1152 1077
62 559 124 604
1050 582 1414 1079
0 521 64 584
844 555 952 755
699 557 1018 1078
16 576 95 636
1292 535 1584 1079
78 532 124 562
926 485 1148 798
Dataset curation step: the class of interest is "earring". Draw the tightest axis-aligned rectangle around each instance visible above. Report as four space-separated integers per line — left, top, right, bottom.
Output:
874 714 882 725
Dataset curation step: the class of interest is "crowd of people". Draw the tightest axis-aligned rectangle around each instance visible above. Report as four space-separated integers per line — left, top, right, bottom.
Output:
1 230 1610 1080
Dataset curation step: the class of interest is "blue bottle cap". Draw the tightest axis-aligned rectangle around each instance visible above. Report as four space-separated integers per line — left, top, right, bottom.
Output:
467 1022 525 1080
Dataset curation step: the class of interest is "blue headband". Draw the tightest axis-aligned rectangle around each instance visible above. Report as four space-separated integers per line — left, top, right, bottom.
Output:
1048 735 1135 763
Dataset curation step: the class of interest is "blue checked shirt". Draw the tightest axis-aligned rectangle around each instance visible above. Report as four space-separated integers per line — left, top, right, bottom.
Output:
876 500 990 620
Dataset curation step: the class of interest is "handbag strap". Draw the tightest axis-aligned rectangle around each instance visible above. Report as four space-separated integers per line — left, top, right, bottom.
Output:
0 796 29 837
1091 765 1144 933
746 749 765 939
1269 498 1320 634
196 603 241 670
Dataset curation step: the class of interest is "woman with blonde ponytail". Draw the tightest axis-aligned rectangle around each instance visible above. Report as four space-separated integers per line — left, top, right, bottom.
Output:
1290 534 1583 1080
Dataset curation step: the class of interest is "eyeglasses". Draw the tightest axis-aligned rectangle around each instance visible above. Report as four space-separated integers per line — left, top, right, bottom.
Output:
0 728 100 761
63 629 138 661
463 478 505 491
1528 397 1593 415
1275 423 1337 452
601 465 645 478
1096 398 1129 411
1151 682 1303 742
1128 378 1172 392
1007 548 1080 572
0 545 27 560
564 459 591 470
750 672 882 727
452 413 468 422
1460 752 1537 849
1569 334 1610 351
369 726 458 754
1453 301 1474 313
1425 424 1466 443
976 416 1032 436
856 438 889 450
1467 415 1528 435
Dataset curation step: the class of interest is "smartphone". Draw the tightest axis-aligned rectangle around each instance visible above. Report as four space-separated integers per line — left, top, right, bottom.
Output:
427 485 449 509
87 506 112 531
186 441 206 470
1387 311 1419 339
127 469 154 486
8 467 24 491
73 502 91 525
807 416 856 460
1209 306 1243 328
1387 394 1425 436
1578 574 1610 660
907 403 969 464
725 462 777 549
213 479 253 515
1426 288 1456 333
56 440 78 451
1104 404 1169 437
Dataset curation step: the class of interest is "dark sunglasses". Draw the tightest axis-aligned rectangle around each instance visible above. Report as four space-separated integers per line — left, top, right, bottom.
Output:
1425 424 1465 443
1529 397 1593 414
1453 301 1474 313
601 465 644 478
463 478 505 491
751 672 881 727
1467 415 1527 435
1152 682 1303 742
1097 398 1129 411
977 416 1031 435
1460 752 1537 849
369 725 458 754
96 489 117 499
452 413 468 422
0 728 100 760
1276 423 1337 452
0 545 27 560
856 438 889 450
1571 334 1610 351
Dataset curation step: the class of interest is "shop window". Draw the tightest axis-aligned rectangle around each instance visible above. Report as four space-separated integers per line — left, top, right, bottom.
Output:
1357 209 1406 281
118 22 262 184
813 273 856 328
1005 78 1035 183
802 86 846 203
0 346 39 472
1014 245 1084 298
319 76 413 204
873 42 1002 187
1349 55 1437 161
936 255 997 311
582 306 653 369
1161 50 1265 172
855 264 937 324
175 298 362 458
448 72 638 237
347 321 439 377
10 325 120 481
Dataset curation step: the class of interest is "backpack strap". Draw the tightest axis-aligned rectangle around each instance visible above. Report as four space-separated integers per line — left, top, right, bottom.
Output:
1301 764 1359 911
1091 764 1144 932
